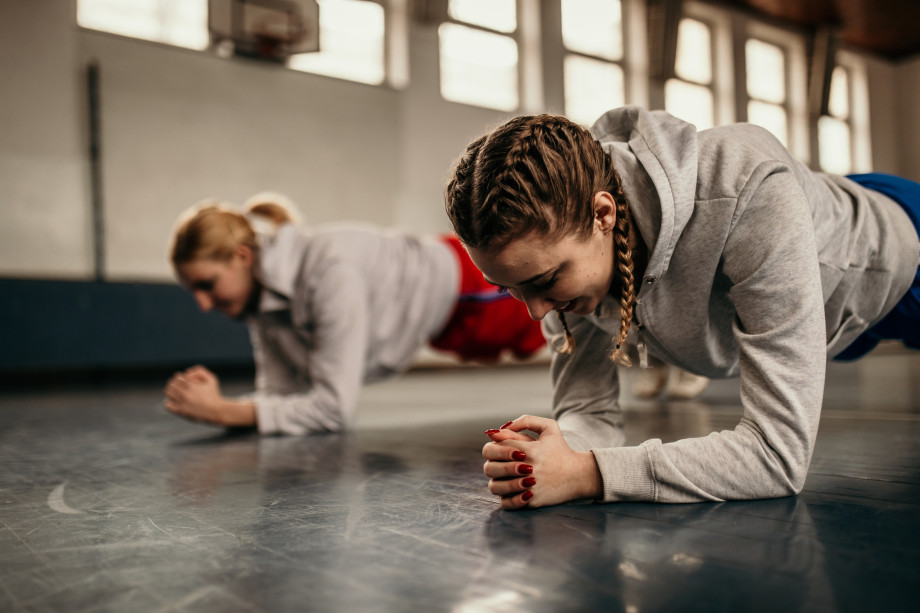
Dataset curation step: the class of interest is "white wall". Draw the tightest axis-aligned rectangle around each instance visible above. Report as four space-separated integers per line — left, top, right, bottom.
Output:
393 24 515 233
864 54 899 176
893 56 920 181
0 0 510 282
78 32 408 280
0 1 92 278
1 1 918 281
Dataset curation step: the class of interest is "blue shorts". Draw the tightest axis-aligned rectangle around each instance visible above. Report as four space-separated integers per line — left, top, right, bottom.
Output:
834 173 920 360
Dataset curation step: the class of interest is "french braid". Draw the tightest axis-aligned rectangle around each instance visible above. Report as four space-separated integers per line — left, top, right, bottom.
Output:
445 114 637 365
609 172 635 366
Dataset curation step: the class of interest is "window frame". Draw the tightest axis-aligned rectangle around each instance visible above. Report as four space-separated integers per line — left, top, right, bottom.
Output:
737 18 810 163
435 0 529 112
817 49 872 174
558 0 631 125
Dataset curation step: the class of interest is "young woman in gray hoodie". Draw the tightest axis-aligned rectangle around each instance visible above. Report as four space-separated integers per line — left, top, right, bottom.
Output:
445 106 920 510
164 195 545 434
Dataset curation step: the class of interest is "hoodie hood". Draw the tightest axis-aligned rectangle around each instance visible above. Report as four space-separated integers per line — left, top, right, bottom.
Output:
589 106 699 284
253 223 310 312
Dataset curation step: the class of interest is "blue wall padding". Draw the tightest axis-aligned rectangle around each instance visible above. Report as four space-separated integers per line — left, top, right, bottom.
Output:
0 279 253 372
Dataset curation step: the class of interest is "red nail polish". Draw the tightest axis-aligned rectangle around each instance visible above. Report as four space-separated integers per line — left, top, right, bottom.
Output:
511 450 526 461
519 464 533 475
522 477 536 487
500 421 514 429
522 490 534 501
485 429 500 435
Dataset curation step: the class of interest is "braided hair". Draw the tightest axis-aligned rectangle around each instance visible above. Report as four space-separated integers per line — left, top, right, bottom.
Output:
445 115 635 366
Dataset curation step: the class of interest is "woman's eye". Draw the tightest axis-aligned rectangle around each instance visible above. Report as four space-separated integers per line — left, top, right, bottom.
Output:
534 275 558 293
496 286 509 295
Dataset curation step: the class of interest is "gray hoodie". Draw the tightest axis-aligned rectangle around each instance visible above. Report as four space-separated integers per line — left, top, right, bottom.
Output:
544 106 920 503
246 223 459 435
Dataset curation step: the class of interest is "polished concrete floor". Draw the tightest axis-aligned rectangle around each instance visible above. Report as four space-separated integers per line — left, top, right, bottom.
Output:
1 349 918 612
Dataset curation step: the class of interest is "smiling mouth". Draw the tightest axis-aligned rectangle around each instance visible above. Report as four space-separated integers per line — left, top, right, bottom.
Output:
561 301 576 313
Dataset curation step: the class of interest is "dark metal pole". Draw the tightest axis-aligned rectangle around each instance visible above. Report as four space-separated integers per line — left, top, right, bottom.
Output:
87 61 105 282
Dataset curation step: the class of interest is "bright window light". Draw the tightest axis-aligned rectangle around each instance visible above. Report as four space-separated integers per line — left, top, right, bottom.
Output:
77 0 208 50
828 66 849 119
288 0 385 85
675 19 711 85
448 0 516 33
564 55 625 126
748 100 788 146
665 79 714 130
439 23 518 111
746 38 785 104
818 116 852 175
561 0 623 61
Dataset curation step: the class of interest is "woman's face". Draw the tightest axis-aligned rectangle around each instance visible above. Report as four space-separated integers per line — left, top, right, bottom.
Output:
466 192 617 321
176 246 256 320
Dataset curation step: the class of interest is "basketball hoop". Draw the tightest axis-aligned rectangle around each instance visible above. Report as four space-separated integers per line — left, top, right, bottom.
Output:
208 0 320 63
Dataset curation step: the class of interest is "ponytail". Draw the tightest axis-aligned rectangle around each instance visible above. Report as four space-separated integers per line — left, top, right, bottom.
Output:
243 191 301 228
169 192 300 270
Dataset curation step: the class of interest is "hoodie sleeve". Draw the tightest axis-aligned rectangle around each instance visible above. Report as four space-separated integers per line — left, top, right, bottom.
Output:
542 314 627 452
592 166 827 502
253 262 370 435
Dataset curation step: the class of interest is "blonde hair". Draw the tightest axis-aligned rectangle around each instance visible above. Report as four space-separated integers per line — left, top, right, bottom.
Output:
169 193 299 269
445 115 635 366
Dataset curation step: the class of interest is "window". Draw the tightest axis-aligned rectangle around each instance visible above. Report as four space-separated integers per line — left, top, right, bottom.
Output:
287 0 385 85
77 0 209 50
561 0 625 126
77 0 388 86
665 18 714 130
745 38 789 146
438 0 519 111
819 51 872 174
741 21 809 163
817 66 852 174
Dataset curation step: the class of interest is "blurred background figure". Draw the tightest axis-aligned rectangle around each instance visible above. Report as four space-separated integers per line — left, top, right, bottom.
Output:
631 356 711 400
164 193 545 435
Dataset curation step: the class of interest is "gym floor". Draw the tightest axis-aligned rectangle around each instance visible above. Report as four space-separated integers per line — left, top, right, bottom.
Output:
1 349 918 612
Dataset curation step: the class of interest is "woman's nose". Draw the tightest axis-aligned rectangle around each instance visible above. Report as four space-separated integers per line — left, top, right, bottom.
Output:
523 295 556 321
194 291 213 313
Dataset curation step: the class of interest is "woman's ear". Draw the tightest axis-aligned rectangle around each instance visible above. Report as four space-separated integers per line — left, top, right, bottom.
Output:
234 244 254 267
593 191 617 233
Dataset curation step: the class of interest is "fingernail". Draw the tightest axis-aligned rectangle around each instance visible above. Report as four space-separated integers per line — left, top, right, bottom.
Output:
500 421 514 429
522 477 536 487
485 429 500 435
518 464 533 475
511 450 526 461
522 490 534 501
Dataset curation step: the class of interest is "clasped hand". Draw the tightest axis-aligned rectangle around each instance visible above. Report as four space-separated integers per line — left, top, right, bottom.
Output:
163 365 227 425
482 415 603 510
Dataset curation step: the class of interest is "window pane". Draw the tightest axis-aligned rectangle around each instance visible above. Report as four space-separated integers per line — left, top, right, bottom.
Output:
748 101 788 146
439 23 518 111
564 55 625 126
665 79 713 130
561 0 623 61
675 19 711 85
288 0 385 85
746 38 785 104
828 66 849 119
77 0 208 50
818 116 852 175
449 0 516 33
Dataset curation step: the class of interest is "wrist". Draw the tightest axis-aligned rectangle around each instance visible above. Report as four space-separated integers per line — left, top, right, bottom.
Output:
575 451 604 500
221 398 257 427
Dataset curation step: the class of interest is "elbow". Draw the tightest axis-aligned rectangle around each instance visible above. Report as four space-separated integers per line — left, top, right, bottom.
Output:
745 422 813 499
787 467 808 495
761 456 808 499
